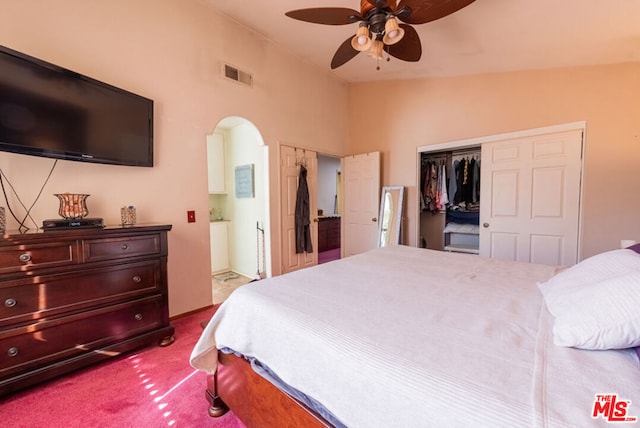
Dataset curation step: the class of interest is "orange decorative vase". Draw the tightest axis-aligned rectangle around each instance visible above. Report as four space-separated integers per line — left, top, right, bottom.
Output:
55 193 90 219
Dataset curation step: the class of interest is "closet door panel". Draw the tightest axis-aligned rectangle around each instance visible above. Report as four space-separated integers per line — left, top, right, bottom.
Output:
531 167 564 218
530 235 563 266
491 170 519 217
489 232 519 261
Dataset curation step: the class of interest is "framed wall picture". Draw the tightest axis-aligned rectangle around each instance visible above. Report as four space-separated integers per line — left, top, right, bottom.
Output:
235 164 255 198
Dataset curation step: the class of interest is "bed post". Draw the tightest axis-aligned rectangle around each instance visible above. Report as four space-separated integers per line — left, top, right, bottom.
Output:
205 372 228 417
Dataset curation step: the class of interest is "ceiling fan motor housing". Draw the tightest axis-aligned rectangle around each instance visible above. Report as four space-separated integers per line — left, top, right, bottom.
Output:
361 2 411 35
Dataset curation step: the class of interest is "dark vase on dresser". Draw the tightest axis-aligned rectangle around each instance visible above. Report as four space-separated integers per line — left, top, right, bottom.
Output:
0 224 174 396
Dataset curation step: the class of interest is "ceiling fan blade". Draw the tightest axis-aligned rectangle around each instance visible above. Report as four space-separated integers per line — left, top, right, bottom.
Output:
361 0 396 14
397 0 475 25
384 24 421 62
361 1 376 15
285 8 361 25
331 37 360 69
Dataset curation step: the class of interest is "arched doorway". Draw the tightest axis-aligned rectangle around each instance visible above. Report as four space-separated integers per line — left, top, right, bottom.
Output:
206 116 270 303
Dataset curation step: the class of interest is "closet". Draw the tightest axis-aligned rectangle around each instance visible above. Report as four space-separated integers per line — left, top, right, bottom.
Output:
419 147 481 254
416 123 584 266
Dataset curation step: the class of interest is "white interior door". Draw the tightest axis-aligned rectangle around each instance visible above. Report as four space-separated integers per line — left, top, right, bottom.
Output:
280 145 318 274
342 151 381 257
479 129 583 266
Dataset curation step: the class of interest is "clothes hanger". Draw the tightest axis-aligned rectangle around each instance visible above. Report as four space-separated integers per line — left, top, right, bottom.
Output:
295 149 307 167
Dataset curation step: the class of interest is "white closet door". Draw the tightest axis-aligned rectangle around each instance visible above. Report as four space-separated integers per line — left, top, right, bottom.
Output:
479 129 583 266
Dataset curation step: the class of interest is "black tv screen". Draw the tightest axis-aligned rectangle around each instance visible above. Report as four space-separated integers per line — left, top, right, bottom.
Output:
0 45 153 167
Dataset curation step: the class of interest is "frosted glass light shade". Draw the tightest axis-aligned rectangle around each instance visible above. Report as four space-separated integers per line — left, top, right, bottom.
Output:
367 39 384 60
351 25 372 51
383 17 405 45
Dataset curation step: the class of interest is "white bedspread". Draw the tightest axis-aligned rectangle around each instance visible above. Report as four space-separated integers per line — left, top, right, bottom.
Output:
191 246 640 427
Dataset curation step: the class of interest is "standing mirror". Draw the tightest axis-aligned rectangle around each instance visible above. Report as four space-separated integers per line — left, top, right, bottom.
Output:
378 186 405 247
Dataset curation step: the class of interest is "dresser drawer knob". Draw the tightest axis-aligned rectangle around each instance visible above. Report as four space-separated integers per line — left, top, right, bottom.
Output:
132 275 142 283
134 313 143 321
121 244 129 250
19 253 31 263
7 347 19 357
4 298 17 308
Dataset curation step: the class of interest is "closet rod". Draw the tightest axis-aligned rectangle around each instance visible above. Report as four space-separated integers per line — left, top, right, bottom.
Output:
421 153 449 161
451 148 481 157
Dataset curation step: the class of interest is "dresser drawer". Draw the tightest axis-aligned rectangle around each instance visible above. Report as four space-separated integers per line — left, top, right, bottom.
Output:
0 260 162 327
0 296 163 378
83 234 162 262
0 240 78 275
327 227 340 240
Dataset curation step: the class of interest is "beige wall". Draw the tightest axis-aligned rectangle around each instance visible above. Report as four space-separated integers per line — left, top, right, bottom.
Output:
348 63 640 259
0 0 349 316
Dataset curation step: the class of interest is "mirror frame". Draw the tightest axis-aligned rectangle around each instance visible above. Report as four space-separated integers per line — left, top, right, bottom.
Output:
378 186 405 247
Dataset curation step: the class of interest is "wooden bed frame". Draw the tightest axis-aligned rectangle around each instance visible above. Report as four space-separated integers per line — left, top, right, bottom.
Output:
205 351 331 427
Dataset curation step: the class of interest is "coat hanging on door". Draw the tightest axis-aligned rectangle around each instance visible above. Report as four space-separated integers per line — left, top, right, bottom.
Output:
295 164 313 254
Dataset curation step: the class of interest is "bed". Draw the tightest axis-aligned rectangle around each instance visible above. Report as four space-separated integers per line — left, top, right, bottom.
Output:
190 244 640 427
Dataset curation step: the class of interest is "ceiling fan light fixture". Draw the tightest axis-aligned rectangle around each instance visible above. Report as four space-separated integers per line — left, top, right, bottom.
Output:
383 17 405 45
351 24 373 52
367 39 384 60
285 0 476 70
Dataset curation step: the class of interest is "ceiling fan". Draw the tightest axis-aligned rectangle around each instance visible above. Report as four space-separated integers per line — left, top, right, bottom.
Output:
285 0 476 70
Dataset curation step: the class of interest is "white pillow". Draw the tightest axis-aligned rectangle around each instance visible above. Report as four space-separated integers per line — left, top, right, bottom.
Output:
538 249 640 350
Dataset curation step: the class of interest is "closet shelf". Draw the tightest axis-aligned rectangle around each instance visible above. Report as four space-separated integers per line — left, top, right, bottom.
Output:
444 244 480 254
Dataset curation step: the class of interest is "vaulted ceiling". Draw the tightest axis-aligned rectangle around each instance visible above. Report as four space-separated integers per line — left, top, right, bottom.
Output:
203 0 640 82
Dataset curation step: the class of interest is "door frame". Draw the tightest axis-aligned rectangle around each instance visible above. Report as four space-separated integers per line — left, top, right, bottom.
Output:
277 143 382 274
416 121 586 261
277 143 347 275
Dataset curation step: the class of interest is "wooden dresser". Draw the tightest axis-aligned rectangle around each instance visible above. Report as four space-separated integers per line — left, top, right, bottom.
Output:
0 224 174 396
317 216 341 252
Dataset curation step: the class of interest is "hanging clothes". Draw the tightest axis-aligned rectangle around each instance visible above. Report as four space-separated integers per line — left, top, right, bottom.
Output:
472 157 481 204
462 157 476 203
437 163 449 209
448 159 459 205
295 165 313 254
421 157 449 214
453 157 467 204
422 160 439 213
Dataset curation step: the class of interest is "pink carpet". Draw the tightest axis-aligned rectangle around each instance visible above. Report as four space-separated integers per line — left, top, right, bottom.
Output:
0 307 246 428
318 248 341 264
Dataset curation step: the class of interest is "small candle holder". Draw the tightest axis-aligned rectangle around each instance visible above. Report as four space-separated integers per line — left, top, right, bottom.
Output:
55 193 90 219
121 206 136 226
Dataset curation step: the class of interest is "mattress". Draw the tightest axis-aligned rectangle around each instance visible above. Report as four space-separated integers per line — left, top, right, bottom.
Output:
191 245 639 427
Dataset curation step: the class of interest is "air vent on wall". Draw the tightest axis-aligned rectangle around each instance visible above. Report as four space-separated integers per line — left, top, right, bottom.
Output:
223 63 253 87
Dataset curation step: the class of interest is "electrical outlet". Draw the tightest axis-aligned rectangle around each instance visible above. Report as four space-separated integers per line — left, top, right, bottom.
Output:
187 210 196 223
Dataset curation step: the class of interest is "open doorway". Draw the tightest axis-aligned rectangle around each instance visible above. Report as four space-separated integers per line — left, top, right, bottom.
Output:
317 154 341 264
280 147 343 274
206 116 270 303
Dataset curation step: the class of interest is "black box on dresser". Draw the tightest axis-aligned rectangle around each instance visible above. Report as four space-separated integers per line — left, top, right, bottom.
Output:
0 224 174 396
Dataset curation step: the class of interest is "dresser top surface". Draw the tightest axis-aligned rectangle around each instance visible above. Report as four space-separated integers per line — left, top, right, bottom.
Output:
1 224 172 241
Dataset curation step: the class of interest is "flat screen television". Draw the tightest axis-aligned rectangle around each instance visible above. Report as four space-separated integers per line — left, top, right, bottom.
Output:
0 45 153 167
